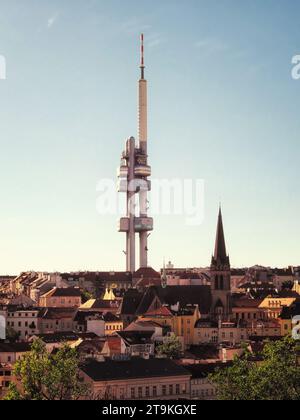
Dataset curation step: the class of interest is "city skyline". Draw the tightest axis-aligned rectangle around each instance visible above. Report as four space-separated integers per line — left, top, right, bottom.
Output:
0 0 300 274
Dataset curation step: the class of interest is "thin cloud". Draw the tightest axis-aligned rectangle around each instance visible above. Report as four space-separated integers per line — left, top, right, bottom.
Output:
121 18 152 35
147 33 163 49
47 13 59 29
195 38 229 54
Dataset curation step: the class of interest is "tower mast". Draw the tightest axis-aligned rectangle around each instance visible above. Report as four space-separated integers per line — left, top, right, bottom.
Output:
138 33 149 268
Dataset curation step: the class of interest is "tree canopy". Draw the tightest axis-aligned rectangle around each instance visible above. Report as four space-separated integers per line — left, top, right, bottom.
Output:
210 337 300 400
156 335 182 359
4 339 88 400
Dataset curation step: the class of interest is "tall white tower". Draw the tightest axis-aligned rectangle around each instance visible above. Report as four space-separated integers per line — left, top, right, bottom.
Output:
118 35 153 273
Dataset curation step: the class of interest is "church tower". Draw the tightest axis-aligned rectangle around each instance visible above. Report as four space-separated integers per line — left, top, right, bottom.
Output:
210 206 231 320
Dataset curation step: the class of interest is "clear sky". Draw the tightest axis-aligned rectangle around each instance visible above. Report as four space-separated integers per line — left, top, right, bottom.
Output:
0 0 299 274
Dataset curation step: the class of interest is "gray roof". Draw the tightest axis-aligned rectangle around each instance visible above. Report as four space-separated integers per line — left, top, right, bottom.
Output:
81 358 190 382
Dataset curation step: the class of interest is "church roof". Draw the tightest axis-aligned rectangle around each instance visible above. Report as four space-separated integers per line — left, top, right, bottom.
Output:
212 207 230 267
121 285 212 316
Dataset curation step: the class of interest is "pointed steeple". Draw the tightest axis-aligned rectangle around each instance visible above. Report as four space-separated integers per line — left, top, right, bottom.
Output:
161 259 167 289
212 206 230 267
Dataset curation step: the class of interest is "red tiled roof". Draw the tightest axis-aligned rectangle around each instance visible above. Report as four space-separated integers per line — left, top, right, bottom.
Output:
145 306 173 317
106 337 122 354
136 278 162 288
233 298 263 308
134 267 161 279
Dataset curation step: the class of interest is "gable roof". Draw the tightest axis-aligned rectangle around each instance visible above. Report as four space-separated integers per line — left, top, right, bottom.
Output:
120 289 143 315
40 307 77 320
145 306 173 317
133 267 161 279
117 330 154 346
105 336 123 354
41 288 81 298
232 297 263 308
136 286 212 315
80 299 120 310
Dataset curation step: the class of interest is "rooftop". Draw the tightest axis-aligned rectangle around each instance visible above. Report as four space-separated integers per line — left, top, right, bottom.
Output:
80 358 190 382
0 342 31 353
42 287 82 298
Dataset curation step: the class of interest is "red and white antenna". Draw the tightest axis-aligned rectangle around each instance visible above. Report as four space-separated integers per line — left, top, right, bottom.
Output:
140 33 145 79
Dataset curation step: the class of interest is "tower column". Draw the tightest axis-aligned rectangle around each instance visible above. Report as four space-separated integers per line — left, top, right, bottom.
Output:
127 137 136 273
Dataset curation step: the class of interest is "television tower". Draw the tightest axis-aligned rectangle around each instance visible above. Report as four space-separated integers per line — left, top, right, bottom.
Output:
118 34 153 273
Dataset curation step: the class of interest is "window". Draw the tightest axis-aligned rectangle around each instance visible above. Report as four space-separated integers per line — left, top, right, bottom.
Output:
153 386 157 397
138 387 143 399
176 384 180 395
169 385 173 395
162 385 167 396
145 387 150 397
131 388 135 399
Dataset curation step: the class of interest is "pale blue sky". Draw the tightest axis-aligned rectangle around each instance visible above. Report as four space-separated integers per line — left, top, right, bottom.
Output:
0 0 299 274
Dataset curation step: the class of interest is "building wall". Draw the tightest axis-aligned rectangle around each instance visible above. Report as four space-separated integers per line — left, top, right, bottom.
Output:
86 319 105 337
259 298 296 320
194 326 248 345
141 308 199 349
0 365 15 399
6 309 39 340
39 316 74 334
80 372 191 400
278 318 292 336
39 295 81 308
191 378 217 400
0 351 29 364
105 321 124 336
232 307 265 322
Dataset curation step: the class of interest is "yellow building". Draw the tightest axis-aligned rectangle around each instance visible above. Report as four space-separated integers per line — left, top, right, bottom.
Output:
103 313 124 336
139 305 200 349
259 297 297 319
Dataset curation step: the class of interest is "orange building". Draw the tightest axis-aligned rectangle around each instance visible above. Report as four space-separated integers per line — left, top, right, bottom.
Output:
39 288 81 308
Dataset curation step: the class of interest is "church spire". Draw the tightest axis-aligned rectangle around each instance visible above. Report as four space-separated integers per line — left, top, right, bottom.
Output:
212 206 230 267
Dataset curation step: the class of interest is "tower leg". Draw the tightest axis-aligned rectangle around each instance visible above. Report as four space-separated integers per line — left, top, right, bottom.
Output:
139 189 148 268
140 232 147 268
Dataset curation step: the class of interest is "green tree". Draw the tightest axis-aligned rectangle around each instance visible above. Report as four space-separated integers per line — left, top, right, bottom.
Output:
81 290 94 303
4 339 89 400
211 337 300 400
5 326 19 343
156 335 182 359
